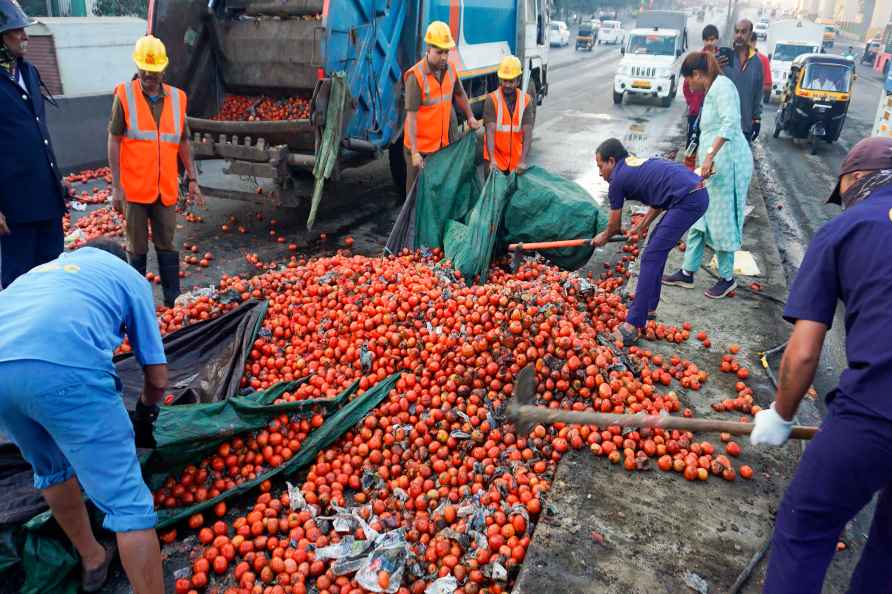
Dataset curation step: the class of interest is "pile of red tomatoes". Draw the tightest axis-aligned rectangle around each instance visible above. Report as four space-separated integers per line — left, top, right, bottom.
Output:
156 247 763 594
154 412 324 511
212 95 312 122
64 167 113 204
64 207 124 248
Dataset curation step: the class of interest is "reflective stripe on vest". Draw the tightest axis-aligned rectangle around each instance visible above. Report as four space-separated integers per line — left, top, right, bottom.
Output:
116 79 186 206
121 81 182 145
418 61 455 106
403 59 456 153
493 89 527 133
484 89 529 172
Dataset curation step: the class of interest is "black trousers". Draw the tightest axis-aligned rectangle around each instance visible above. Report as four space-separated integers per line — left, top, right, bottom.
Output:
0 218 64 288
686 114 700 148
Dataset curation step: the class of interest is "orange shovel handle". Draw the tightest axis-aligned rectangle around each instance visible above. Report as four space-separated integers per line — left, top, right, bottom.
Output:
508 239 590 251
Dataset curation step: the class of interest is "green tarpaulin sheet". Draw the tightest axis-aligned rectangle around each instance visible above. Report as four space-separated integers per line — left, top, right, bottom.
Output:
387 134 608 278
501 166 609 270
10 374 398 594
414 132 482 249
443 172 512 284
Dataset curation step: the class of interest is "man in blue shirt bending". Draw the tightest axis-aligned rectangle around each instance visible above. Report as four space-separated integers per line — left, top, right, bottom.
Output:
0 239 167 594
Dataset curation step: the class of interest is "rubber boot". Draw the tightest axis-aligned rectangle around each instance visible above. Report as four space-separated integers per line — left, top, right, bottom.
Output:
156 250 181 308
128 252 147 277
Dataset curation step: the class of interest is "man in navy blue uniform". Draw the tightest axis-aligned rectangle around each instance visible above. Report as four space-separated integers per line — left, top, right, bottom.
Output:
593 138 708 346
0 0 66 288
751 136 892 593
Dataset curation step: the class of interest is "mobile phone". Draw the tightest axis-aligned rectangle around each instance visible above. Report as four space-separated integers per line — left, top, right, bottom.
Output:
718 47 734 64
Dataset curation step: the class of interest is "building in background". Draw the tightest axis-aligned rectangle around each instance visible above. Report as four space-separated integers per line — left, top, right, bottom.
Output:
867 0 892 38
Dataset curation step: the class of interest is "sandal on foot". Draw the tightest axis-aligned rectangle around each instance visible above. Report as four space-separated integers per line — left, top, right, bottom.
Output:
82 544 116 593
615 324 640 348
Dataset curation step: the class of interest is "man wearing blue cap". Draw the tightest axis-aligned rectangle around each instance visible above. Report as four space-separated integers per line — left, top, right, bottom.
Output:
751 136 892 593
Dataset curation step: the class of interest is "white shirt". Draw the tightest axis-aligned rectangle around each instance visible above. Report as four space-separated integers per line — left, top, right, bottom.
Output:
15 68 28 94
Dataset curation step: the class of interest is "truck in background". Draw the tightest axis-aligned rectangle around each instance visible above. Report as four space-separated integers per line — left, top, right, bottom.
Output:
815 17 836 48
873 23 892 76
766 20 824 100
149 0 550 212
613 11 687 107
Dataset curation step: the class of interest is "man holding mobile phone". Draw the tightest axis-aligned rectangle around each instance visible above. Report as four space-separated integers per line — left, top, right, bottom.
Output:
717 20 763 142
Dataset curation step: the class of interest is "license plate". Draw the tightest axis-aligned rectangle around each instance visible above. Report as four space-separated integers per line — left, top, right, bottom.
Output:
632 80 652 89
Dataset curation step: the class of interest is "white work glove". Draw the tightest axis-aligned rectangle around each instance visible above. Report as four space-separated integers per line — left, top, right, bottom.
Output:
750 403 794 446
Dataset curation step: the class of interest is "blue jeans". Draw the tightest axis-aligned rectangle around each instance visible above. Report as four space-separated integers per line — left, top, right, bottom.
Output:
764 395 892 593
681 226 735 279
627 189 709 328
0 360 156 532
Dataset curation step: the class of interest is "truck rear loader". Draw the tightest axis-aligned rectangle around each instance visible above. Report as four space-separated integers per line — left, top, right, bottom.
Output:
148 0 550 225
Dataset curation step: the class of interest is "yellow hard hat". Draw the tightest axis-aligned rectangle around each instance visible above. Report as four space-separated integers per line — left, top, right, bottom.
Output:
497 55 522 80
132 35 169 72
425 21 455 50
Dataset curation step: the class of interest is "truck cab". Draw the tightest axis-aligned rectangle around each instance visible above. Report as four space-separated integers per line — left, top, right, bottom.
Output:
613 28 683 107
766 20 825 99
769 41 822 98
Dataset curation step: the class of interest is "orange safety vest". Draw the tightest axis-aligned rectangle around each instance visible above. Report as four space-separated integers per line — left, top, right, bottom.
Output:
483 88 530 172
114 79 186 206
403 59 457 154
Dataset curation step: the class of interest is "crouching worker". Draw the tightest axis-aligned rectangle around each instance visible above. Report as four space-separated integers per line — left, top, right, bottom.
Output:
593 138 709 347
0 239 167 594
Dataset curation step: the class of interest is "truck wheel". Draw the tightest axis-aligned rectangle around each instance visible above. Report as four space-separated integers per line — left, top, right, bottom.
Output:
613 91 623 105
809 133 818 155
660 94 672 107
388 142 407 198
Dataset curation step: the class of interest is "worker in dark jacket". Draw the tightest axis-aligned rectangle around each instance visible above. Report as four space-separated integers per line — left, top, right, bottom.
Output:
0 0 66 288
751 137 892 593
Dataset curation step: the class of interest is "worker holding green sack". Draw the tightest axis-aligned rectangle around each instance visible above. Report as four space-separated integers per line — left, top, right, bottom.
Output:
484 55 536 174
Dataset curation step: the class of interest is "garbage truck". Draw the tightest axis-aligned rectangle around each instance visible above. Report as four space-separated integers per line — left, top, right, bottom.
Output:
148 0 550 217
766 20 824 100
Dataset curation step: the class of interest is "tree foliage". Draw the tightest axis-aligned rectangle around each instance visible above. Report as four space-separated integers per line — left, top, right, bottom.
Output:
93 0 147 18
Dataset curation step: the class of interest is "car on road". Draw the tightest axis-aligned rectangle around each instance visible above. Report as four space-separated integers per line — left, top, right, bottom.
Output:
598 20 624 45
754 22 768 40
549 20 570 47
614 27 684 106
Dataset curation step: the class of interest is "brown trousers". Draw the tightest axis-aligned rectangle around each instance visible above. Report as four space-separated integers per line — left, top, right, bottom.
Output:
125 200 177 255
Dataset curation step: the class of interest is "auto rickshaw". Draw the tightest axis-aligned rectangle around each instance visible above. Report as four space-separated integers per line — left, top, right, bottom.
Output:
862 39 881 66
576 22 596 51
773 54 854 154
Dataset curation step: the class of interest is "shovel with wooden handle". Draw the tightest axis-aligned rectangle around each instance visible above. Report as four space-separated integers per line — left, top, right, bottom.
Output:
508 236 626 271
505 365 820 440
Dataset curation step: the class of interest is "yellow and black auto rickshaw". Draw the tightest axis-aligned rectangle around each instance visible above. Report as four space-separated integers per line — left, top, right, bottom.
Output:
576 21 596 51
773 54 854 154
